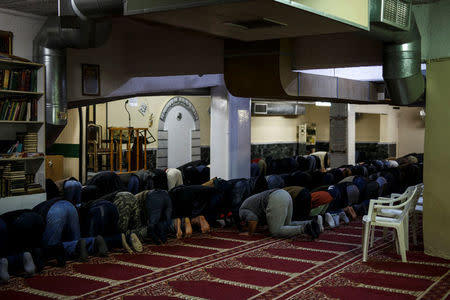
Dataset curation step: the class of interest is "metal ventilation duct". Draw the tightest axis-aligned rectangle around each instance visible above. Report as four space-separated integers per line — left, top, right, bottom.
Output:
33 0 123 146
370 0 425 106
251 102 305 116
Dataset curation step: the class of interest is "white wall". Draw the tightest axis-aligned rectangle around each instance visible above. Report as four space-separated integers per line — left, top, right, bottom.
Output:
0 9 45 60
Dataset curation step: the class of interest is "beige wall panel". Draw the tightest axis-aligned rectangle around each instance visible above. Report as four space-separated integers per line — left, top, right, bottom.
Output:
355 113 380 142
189 96 211 146
95 103 108 139
304 105 330 141
397 107 425 157
55 108 80 144
353 104 398 144
251 115 306 144
63 158 79 179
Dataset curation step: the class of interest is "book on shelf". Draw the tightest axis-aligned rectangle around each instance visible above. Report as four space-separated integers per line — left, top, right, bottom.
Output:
0 162 44 197
0 98 38 121
0 68 36 92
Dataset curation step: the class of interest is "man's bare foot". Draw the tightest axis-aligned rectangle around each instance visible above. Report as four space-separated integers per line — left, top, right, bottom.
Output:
192 215 210 233
184 217 192 238
174 218 182 239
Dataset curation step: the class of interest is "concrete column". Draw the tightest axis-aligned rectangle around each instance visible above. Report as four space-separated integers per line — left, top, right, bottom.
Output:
329 103 355 167
423 59 450 259
210 81 251 180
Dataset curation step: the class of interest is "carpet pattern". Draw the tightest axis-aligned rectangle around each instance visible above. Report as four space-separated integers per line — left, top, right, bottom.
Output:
0 220 449 299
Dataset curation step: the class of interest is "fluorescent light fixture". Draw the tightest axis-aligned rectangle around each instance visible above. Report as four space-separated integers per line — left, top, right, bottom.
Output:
315 101 331 107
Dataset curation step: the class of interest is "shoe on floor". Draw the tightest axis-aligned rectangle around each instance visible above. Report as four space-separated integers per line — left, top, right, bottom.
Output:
121 233 133 253
127 233 143 252
23 252 36 277
76 238 88 262
325 213 335 228
339 211 350 224
94 235 108 257
316 215 324 232
0 258 9 283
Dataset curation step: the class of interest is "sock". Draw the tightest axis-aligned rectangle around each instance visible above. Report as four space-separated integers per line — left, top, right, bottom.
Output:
121 233 133 253
0 258 9 283
316 215 324 232
127 233 143 252
23 252 36 277
339 211 350 224
325 213 335 228
332 214 340 227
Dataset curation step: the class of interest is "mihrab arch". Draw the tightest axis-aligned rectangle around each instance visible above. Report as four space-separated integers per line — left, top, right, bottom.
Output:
157 96 201 169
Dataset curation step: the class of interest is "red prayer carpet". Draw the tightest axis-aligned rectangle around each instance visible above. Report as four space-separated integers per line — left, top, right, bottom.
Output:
1 219 449 299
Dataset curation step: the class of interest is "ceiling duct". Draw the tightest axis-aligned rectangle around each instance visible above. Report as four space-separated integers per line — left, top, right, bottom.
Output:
33 0 123 146
369 0 425 106
251 101 305 116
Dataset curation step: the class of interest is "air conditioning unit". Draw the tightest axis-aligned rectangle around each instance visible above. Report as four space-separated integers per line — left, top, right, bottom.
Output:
370 0 412 31
251 102 305 116
253 103 267 114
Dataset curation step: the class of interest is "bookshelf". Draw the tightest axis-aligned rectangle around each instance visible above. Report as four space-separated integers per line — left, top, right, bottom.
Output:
0 58 46 214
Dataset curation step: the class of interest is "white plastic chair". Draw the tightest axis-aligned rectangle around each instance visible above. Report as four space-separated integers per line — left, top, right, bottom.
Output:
411 184 424 246
362 185 419 262
370 185 417 249
376 184 424 248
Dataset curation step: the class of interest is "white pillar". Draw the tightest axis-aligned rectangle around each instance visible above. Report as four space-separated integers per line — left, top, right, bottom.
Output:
228 94 251 179
210 80 251 180
329 103 355 167
210 84 230 179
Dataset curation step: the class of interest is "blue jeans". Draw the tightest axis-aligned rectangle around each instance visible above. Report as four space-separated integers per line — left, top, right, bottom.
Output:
146 190 173 244
64 180 82 207
42 201 94 258
82 200 122 249
128 175 140 195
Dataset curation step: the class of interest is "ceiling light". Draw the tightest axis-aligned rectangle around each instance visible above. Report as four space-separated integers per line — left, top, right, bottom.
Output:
315 101 331 107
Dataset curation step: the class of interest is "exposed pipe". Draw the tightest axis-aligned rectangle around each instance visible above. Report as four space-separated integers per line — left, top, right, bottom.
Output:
33 0 123 146
369 2 425 106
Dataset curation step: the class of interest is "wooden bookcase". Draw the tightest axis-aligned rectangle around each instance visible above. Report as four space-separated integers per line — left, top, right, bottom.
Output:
0 58 46 214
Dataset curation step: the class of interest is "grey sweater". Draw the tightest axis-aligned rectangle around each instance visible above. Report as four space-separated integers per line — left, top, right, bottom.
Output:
239 189 277 223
